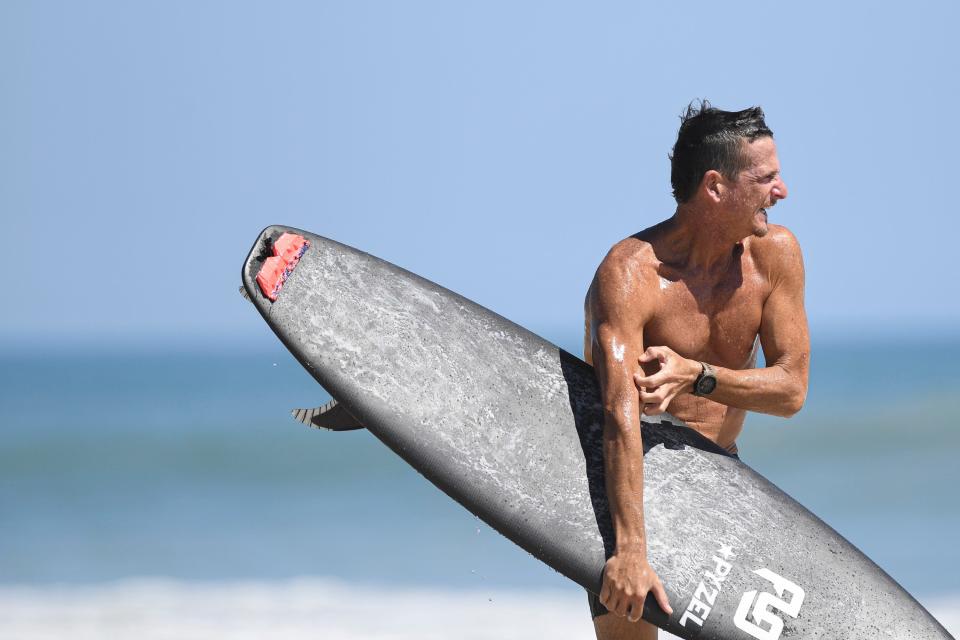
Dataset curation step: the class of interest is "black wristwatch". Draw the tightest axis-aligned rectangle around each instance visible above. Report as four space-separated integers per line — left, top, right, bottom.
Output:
693 361 717 396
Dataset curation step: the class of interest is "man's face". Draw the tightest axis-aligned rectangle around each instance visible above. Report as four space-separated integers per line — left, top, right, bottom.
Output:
725 136 788 238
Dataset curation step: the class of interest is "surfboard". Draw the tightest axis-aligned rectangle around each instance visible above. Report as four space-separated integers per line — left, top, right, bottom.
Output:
242 225 953 640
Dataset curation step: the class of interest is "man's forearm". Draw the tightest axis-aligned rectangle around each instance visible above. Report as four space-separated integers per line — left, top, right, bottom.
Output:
697 361 806 417
603 411 648 551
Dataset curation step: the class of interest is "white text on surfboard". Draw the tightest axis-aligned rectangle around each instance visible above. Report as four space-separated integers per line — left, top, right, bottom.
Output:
679 543 736 629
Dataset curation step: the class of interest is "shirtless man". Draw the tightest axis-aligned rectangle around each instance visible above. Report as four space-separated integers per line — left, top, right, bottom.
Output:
583 102 810 640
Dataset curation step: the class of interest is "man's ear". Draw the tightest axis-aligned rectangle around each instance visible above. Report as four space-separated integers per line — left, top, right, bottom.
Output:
702 170 724 203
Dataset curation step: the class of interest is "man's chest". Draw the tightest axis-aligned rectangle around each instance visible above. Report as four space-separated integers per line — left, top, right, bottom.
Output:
643 267 767 368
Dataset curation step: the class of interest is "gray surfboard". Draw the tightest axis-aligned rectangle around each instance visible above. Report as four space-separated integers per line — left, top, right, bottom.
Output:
242 225 952 640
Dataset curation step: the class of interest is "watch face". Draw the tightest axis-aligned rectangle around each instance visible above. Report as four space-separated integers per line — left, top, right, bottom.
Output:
698 376 717 395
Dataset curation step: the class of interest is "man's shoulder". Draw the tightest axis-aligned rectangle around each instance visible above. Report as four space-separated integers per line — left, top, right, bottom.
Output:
600 229 661 272
747 224 804 279
593 234 659 286
587 233 660 313
748 224 802 258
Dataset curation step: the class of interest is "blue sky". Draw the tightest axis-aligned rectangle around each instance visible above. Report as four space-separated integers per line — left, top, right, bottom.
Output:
4 1 958 349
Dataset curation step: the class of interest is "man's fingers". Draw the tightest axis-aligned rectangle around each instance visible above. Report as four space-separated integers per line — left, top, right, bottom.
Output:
644 404 669 416
640 390 666 415
628 591 650 623
603 586 630 618
638 348 658 363
641 396 673 415
643 401 668 415
609 595 626 618
640 347 668 364
633 373 653 387
651 581 673 615
641 385 676 415
640 346 673 363
599 580 611 608
634 371 666 389
639 388 663 403
599 579 621 616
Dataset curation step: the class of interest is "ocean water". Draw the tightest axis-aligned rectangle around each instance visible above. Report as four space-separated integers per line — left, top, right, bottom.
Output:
1 335 958 637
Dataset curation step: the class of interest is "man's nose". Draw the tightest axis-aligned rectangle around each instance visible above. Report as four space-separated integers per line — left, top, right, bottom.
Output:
772 177 788 201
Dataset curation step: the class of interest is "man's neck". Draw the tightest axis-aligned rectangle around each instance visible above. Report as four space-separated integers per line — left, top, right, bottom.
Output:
661 204 745 274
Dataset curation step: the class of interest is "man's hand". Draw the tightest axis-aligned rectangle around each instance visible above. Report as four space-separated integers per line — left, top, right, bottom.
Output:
633 346 701 415
600 549 673 622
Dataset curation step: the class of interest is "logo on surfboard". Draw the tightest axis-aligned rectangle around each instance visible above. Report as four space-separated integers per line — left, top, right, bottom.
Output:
733 568 806 640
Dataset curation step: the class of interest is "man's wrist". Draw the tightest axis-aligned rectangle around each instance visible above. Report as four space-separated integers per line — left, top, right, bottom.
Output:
614 542 647 555
685 358 702 393
691 361 718 396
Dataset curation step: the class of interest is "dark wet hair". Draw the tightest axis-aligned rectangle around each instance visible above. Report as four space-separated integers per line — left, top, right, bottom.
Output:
669 100 773 203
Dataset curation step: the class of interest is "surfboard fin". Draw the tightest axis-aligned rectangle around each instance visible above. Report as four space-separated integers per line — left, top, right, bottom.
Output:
291 399 365 432
249 277 362 432
246 280 362 432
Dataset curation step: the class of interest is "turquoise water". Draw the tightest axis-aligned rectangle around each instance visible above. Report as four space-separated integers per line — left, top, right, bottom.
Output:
1 336 958 599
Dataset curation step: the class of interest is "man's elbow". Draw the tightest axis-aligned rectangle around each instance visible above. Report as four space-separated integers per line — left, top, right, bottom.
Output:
778 383 807 418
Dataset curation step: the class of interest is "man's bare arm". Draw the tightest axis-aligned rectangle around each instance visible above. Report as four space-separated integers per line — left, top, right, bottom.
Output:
709 229 809 414
635 228 810 418
587 247 672 622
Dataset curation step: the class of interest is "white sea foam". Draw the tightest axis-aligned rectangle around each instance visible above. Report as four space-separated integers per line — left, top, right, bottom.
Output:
0 579 588 640
0 579 956 640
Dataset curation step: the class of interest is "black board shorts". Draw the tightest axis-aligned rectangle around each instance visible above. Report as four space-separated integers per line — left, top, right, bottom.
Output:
587 426 740 620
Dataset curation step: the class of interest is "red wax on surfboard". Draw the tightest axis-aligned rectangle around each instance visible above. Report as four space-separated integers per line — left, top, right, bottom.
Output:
273 232 309 266
256 256 288 301
255 233 310 301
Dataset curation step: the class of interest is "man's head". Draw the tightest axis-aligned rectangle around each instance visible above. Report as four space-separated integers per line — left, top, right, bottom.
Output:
670 101 787 238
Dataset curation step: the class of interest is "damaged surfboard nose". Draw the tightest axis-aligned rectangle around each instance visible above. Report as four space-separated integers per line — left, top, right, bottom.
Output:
255 232 310 301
